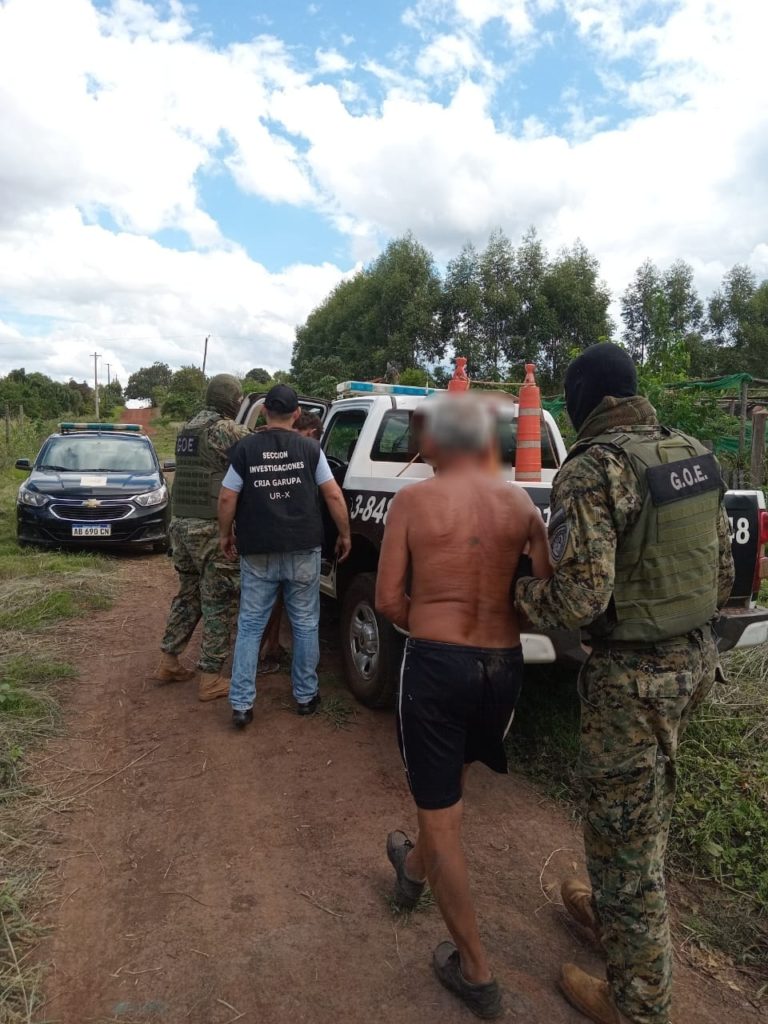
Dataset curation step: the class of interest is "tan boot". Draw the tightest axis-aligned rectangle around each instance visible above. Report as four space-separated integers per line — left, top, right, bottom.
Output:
156 652 195 683
198 672 230 702
559 964 624 1024
562 878 600 940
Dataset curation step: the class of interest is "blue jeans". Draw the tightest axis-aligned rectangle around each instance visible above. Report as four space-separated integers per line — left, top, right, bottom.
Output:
229 548 321 711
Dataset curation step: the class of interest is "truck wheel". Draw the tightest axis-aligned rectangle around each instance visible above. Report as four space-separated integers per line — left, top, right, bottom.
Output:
340 572 403 709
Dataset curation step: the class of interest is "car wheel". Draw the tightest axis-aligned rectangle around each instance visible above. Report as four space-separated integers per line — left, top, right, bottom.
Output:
152 538 169 554
340 572 403 709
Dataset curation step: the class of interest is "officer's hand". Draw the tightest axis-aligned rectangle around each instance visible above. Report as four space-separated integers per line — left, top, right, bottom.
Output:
335 534 352 563
220 533 238 561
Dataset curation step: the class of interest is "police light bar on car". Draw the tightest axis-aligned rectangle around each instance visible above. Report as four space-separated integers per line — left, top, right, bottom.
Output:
58 422 144 433
337 381 441 398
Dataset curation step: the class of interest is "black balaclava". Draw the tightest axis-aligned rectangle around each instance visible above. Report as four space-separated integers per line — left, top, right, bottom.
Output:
564 343 638 431
206 374 243 419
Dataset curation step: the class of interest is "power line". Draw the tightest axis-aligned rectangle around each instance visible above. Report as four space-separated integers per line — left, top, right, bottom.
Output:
91 352 101 420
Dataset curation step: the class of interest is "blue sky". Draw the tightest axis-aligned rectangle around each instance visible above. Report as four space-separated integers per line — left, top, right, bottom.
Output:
0 0 766 381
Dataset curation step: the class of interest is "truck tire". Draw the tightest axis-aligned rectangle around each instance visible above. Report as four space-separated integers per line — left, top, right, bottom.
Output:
340 572 404 709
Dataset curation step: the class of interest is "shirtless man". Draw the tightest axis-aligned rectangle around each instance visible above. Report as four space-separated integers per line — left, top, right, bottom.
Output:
376 394 551 1019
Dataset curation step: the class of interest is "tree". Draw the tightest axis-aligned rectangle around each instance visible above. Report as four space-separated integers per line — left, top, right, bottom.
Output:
538 241 612 387
125 362 173 406
663 259 703 338
244 367 272 385
440 243 484 377
0 369 88 419
161 366 207 420
476 230 519 379
292 357 345 400
621 259 668 366
708 265 768 375
292 233 442 387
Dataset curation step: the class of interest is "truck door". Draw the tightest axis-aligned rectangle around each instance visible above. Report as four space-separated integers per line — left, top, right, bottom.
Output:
321 407 369 486
319 406 370 581
236 393 331 430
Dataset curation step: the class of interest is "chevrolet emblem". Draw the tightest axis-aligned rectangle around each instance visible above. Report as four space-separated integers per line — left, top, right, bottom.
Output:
83 499 101 508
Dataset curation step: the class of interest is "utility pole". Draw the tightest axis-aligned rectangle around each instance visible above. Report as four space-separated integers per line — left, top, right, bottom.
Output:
202 334 210 376
92 351 101 420
106 362 111 387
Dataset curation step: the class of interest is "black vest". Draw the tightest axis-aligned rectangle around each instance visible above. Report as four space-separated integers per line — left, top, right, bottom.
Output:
230 428 323 555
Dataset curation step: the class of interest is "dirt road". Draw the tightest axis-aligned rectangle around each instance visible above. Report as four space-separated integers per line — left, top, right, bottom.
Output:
36 557 763 1023
121 405 157 434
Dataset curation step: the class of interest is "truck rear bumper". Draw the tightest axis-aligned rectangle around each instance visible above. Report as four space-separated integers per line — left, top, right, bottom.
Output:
714 607 768 653
522 628 585 665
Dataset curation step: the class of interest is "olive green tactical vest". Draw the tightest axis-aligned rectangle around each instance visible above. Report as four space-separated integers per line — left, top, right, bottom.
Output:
576 427 722 643
171 417 226 520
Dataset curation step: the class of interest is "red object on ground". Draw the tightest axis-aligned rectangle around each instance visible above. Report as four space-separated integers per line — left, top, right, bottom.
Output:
447 356 470 392
516 363 542 482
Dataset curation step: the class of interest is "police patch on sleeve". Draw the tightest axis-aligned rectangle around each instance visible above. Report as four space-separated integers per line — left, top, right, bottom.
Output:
548 507 570 563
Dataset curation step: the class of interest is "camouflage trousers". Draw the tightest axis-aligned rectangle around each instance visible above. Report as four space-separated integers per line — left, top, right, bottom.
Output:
161 517 239 674
578 629 718 1024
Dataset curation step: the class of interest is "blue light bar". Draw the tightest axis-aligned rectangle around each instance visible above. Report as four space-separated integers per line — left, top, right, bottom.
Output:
59 422 144 433
337 381 440 397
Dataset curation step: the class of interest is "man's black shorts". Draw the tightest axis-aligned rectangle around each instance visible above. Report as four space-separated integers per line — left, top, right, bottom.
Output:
397 637 524 811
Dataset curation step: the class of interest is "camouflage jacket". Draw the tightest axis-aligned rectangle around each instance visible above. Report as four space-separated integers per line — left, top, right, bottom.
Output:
185 408 249 466
515 396 735 632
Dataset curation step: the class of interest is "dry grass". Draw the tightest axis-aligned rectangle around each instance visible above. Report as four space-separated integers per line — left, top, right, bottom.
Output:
0 452 117 1023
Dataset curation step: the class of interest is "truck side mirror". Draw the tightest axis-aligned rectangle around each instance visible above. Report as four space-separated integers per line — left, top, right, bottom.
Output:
15 458 31 471
162 460 176 472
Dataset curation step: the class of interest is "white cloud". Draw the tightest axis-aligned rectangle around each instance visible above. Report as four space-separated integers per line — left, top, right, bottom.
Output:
0 208 349 379
415 33 496 79
315 48 352 74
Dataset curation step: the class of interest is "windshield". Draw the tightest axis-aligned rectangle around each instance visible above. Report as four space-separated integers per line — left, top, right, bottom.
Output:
38 436 156 474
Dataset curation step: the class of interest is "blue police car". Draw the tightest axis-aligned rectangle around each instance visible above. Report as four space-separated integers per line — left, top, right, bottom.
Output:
15 423 173 551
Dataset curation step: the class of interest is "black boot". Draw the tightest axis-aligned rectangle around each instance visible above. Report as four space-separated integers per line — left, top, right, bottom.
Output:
297 694 321 716
232 708 253 730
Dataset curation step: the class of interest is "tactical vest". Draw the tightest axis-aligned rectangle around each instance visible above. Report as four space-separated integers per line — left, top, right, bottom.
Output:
171 416 226 520
572 427 723 643
230 428 323 555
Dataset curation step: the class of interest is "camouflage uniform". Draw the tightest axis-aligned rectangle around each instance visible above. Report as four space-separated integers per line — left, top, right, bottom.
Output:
161 409 249 673
516 395 734 1024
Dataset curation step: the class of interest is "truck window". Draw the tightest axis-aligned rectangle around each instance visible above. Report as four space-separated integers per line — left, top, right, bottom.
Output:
323 409 368 464
371 409 558 468
372 410 416 462
498 418 559 469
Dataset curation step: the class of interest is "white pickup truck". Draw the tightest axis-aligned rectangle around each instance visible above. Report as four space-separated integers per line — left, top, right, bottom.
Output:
237 385 768 707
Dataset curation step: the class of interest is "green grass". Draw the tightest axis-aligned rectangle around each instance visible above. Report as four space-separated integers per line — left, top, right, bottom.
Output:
508 652 768 971
319 693 359 729
149 417 182 462
0 421 117 1022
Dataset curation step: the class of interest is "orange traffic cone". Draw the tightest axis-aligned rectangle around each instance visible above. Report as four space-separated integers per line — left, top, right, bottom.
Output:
447 356 470 392
516 364 542 482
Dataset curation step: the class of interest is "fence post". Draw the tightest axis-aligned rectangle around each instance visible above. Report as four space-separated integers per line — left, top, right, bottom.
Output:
738 378 749 461
750 406 767 488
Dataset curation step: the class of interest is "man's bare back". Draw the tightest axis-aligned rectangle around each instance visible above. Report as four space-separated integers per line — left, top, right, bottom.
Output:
377 466 550 648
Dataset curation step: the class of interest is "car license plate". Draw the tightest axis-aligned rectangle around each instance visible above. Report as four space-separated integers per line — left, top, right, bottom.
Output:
71 524 111 537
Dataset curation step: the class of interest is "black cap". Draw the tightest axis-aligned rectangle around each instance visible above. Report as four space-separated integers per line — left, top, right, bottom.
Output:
564 343 638 431
264 384 299 414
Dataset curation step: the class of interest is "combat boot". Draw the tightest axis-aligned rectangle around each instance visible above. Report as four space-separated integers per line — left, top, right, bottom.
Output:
198 673 230 702
559 965 625 1024
155 652 195 683
562 878 600 942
